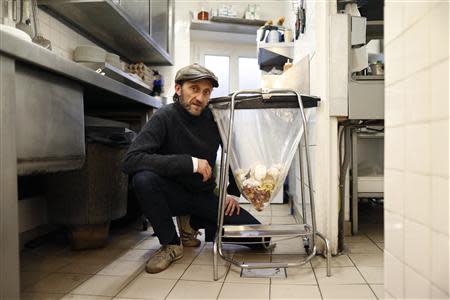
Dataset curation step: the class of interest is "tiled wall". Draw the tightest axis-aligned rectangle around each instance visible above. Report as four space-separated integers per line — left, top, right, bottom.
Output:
38 9 101 61
384 1 449 299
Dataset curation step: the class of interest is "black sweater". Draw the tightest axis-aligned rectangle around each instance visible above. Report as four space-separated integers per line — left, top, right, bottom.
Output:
122 101 239 195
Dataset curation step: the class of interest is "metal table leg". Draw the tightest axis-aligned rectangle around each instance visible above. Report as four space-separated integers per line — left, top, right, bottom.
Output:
0 55 20 299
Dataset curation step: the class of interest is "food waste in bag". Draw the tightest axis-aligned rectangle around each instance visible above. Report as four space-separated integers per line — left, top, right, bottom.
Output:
235 163 284 211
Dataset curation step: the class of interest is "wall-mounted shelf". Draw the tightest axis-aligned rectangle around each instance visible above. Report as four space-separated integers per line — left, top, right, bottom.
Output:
190 16 265 35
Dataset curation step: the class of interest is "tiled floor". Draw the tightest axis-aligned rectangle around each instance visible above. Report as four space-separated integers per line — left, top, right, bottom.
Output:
20 202 384 299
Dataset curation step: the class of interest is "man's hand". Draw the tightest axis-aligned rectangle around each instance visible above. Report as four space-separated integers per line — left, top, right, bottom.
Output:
225 195 240 216
197 159 212 182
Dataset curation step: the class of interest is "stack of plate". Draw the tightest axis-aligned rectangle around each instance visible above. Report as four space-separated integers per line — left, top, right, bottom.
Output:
74 46 122 70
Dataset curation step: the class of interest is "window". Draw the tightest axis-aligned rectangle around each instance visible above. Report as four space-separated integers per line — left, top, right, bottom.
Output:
204 55 230 98
194 42 260 96
238 57 261 90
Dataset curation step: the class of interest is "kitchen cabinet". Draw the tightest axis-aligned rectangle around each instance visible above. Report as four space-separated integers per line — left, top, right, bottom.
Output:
151 0 170 53
38 0 174 65
115 0 172 58
118 0 150 34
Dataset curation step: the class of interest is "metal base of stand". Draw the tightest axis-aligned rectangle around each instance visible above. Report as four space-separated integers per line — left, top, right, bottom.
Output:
213 231 331 280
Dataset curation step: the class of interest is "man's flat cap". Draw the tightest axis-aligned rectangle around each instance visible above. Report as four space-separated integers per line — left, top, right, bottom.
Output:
175 63 219 87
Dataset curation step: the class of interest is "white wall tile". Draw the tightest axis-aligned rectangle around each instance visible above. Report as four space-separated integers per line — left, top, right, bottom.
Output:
430 60 450 121
384 211 404 260
431 176 449 235
405 123 431 174
404 172 431 226
385 1 450 298
429 3 450 65
385 82 405 127
384 1 404 44
431 232 449 293
404 17 430 76
404 1 431 29
384 251 404 299
404 219 432 279
405 70 431 123
385 126 405 169
384 169 404 216
385 36 404 86
404 265 432 300
431 120 449 177
432 284 449 300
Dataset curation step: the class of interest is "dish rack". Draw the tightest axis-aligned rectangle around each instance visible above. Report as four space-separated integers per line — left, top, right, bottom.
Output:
209 89 331 280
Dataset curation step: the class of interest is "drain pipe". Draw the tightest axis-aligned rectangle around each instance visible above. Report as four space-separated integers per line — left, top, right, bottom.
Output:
337 120 383 252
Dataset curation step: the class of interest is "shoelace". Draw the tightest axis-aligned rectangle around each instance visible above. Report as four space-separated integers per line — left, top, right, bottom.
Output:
154 246 178 260
180 230 202 240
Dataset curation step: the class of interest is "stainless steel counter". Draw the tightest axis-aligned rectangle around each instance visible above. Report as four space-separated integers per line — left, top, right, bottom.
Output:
0 31 161 299
0 31 162 109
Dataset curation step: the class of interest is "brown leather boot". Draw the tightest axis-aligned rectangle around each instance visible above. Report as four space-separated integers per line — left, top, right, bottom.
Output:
176 215 201 247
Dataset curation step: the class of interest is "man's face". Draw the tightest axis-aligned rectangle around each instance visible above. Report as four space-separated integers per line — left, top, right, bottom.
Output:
175 79 213 116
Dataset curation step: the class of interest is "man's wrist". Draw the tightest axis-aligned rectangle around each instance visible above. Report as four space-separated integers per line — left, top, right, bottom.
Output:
192 157 199 173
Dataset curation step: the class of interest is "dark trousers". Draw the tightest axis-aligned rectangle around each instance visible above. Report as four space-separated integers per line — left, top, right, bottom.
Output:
132 170 263 247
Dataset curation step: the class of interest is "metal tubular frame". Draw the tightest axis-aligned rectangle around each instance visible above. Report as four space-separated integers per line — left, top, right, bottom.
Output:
212 89 331 280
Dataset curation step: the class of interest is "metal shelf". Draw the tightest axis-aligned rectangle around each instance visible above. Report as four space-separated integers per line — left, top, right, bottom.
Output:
190 17 265 35
38 0 173 65
223 224 311 238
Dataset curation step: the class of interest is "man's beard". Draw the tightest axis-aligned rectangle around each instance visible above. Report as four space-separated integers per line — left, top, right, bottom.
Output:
179 92 205 116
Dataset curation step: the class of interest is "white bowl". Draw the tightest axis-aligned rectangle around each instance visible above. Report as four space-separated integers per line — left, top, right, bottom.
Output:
0 24 32 43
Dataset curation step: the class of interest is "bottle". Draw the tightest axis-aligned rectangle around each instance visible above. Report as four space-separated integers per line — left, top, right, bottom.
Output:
283 59 293 72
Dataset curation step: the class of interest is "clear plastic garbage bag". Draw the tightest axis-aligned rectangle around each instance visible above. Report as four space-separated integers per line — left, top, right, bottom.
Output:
211 102 309 211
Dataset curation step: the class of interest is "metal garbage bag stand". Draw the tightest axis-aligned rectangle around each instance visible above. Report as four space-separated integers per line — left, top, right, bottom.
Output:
209 89 331 280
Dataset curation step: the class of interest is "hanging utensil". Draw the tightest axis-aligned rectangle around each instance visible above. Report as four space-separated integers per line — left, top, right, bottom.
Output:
30 0 51 50
15 0 32 37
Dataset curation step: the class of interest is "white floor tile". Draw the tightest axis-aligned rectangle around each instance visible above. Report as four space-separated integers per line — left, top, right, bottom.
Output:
21 292 66 300
117 275 176 299
315 267 365 285
370 284 384 300
271 267 317 285
133 238 161 250
97 260 144 277
21 272 51 289
71 275 131 297
78 248 126 263
271 254 311 267
218 282 269 299
192 249 229 266
25 273 90 294
320 284 377 299
166 280 222 299
359 267 384 284
62 295 112 300
347 242 384 254
270 284 321 299
311 255 354 268
21 255 74 273
57 260 107 275
181 264 228 282
117 249 153 262
349 253 384 267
